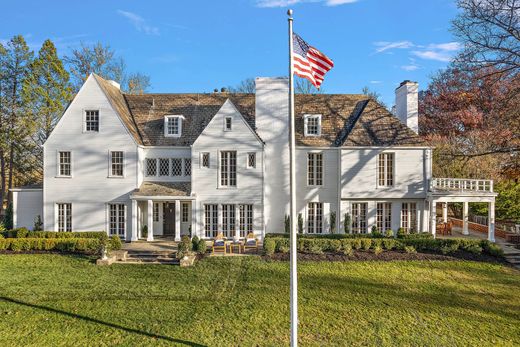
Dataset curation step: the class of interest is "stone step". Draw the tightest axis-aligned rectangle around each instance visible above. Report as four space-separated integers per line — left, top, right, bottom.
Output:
118 259 178 265
126 251 176 257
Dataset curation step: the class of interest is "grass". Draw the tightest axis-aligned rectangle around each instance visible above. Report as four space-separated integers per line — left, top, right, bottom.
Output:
0 255 519 346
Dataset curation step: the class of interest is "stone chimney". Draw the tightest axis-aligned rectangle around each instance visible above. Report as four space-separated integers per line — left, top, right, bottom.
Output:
395 80 418 133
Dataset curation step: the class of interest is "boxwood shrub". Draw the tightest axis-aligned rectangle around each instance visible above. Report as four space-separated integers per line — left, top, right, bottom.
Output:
0 238 100 254
1 230 108 239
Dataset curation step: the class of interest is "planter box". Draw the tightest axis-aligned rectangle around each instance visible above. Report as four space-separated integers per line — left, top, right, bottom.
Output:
179 254 196 267
96 255 116 266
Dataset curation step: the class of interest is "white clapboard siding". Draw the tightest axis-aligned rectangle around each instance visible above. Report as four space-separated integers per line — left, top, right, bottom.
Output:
12 190 43 230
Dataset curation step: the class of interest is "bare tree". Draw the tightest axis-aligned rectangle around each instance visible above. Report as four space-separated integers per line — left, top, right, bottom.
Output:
295 77 323 94
127 73 151 95
361 86 387 108
452 0 520 77
228 78 255 93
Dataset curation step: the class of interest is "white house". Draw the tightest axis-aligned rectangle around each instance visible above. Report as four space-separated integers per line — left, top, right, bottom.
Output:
11 75 497 241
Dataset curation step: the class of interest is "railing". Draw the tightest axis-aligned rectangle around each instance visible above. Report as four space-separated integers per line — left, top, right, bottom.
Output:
430 178 494 192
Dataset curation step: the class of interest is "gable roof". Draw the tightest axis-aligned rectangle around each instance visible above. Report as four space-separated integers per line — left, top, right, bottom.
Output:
94 74 426 147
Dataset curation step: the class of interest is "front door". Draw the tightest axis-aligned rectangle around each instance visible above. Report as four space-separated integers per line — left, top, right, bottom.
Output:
163 202 175 236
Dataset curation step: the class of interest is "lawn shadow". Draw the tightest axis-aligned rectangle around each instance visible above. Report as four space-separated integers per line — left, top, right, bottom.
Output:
0 296 205 347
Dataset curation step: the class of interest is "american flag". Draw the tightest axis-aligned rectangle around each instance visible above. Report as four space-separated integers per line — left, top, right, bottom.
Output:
292 33 334 89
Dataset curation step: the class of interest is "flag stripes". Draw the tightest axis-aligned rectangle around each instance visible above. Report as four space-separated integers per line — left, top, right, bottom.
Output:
292 33 333 88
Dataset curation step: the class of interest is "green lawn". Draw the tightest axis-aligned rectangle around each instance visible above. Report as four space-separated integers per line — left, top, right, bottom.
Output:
0 255 519 346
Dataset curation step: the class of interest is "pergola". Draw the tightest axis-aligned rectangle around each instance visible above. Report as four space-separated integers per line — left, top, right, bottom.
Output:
428 178 498 242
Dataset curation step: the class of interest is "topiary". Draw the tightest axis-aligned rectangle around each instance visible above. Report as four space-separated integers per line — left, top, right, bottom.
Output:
197 238 207 255
264 238 275 256
109 235 122 251
191 235 200 250
343 242 353 256
385 229 394 238
33 215 43 231
373 245 383 255
343 213 351 233
361 239 372 251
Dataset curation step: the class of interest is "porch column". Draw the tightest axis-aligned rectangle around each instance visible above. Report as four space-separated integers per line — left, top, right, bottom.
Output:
191 200 197 238
430 201 437 238
235 205 240 240
131 199 138 242
462 201 469 235
175 200 181 241
442 203 448 223
488 200 495 242
147 200 154 241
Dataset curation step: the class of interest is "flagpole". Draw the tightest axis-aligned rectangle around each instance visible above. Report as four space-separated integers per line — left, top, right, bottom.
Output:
287 9 298 347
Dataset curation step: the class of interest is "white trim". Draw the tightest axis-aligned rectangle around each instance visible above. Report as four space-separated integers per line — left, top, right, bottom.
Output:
303 114 321 137
376 151 395 188
246 152 256 169
200 152 210 169
108 150 125 178
164 115 184 137
56 150 73 178
224 116 233 131
82 109 100 133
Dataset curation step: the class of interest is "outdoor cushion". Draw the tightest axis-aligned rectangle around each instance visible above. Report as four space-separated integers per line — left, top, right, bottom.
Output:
214 240 225 246
246 240 256 246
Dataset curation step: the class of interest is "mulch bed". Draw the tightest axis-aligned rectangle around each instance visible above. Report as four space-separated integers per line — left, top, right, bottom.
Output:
264 250 507 264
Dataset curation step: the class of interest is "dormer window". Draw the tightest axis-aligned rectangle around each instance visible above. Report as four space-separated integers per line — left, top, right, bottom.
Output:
164 115 183 137
304 114 321 136
224 116 232 131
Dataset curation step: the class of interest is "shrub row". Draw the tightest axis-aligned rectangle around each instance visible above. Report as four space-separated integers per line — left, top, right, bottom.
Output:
1 228 107 240
0 238 101 254
264 232 433 240
264 236 503 258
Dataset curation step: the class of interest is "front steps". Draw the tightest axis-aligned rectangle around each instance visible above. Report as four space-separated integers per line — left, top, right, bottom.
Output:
113 250 179 265
501 242 520 269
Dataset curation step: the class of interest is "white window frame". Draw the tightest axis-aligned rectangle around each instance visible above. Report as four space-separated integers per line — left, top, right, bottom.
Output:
219 151 237 188
222 204 236 238
108 203 127 238
376 202 392 232
153 203 159 222
164 115 184 137
145 158 158 177
401 202 418 232
57 151 72 177
56 203 72 232
239 204 253 237
247 152 256 169
377 152 395 187
181 202 190 223
83 109 99 133
109 151 124 177
204 204 218 238
307 202 324 234
304 114 321 137
184 158 191 176
159 158 170 177
224 116 233 131
307 152 323 186
171 158 183 177
351 202 368 234
200 152 210 169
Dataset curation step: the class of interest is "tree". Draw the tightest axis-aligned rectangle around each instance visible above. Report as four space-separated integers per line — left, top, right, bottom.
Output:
228 78 255 93
64 42 150 93
22 39 72 175
452 0 520 78
295 77 322 94
0 35 34 215
126 72 151 94
361 86 387 108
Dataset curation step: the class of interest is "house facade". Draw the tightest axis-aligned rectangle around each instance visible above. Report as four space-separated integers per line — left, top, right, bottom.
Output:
11 74 497 242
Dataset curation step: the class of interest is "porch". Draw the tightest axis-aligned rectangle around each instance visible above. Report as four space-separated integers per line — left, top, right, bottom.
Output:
129 182 195 242
428 178 498 242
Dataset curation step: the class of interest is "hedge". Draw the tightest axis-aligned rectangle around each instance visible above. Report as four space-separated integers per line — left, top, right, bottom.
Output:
264 236 503 258
1 228 108 239
264 232 433 240
0 238 101 254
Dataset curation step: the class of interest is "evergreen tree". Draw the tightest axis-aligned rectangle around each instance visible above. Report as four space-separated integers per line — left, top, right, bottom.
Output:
23 39 72 169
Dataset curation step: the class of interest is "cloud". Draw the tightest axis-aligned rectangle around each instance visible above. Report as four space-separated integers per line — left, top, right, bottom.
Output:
369 80 382 84
256 0 357 7
117 10 159 35
373 41 414 53
401 64 419 71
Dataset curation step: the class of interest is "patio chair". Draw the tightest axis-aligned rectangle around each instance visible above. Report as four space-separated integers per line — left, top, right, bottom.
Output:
212 232 226 254
243 233 258 253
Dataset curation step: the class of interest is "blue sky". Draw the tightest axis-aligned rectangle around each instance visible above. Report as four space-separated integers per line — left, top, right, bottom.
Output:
1 0 459 105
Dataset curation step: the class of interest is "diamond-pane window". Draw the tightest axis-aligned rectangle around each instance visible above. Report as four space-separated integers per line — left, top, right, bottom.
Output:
184 158 191 176
159 158 170 176
201 153 210 168
146 158 157 176
171 158 182 176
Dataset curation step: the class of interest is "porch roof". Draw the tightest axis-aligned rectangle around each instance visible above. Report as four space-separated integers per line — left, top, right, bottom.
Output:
131 181 191 198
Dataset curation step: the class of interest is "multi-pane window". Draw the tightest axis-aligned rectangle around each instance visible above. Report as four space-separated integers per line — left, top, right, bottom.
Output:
220 151 237 187
171 158 182 176
247 153 256 169
146 158 157 176
85 110 99 132
153 203 159 222
351 203 368 234
110 151 124 177
109 203 125 237
204 204 218 238
57 203 72 232
222 204 236 238
308 153 323 186
376 202 392 232
378 153 394 186
307 202 324 234
304 115 321 136
201 153 210 168
239 204 253 237
401 202 417 232
58 151 71 176
182 202 189 223
165 116 181 136
224 116 232 131
184 158 191 176
159 158 170 176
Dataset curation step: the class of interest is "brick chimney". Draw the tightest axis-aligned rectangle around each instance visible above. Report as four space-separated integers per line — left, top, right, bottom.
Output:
395 80 418 133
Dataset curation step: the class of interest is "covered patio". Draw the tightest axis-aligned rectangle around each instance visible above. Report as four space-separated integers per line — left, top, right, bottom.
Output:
428 178 498 242
129 181 195 242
